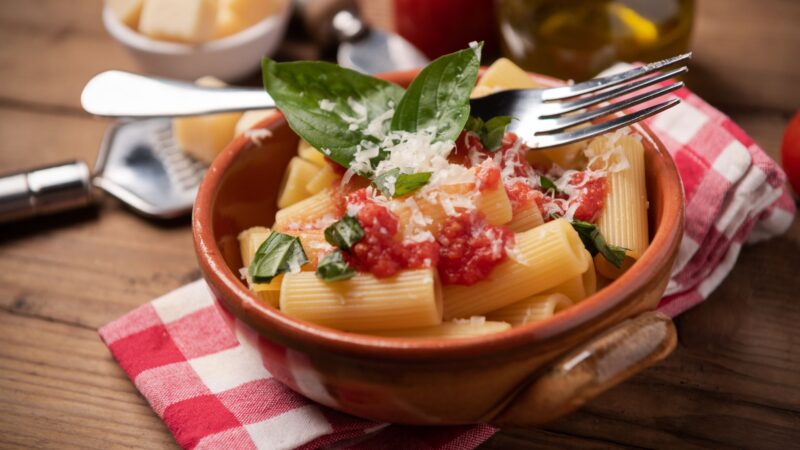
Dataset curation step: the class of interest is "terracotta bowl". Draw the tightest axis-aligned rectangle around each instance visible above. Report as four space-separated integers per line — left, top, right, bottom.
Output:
193 69 685 426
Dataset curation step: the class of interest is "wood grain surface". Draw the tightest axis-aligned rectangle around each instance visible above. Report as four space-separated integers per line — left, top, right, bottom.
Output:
1 0 798 448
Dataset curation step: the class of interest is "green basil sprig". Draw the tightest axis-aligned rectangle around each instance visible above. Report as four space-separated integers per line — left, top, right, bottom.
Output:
262 58 404 174
373 169 432 197
262 44 484 197
324 215 364 250
249 232 308 283
390 44 483 144
569 220 628 268
539 175 562 194
465 115 513 151
316 215 365 282
315 250 356 282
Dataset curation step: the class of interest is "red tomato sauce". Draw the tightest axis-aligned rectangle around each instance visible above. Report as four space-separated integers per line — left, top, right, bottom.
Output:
344 189 439 278
566 173 607 223
506 181 544 214
342 189 511 285
475 160 501 191
436 212 513 285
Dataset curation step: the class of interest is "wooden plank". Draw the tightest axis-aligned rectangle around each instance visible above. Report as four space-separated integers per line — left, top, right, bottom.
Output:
499 217 800 449
0 0 797 114
688 0 800 112
0 108 198 329
362 0 800 112
0 309 177 449
0 0 106 35
0 1 133 112
0 106 110 170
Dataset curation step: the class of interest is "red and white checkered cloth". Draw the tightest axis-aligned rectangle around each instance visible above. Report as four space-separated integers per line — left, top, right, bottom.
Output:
99 80 795 449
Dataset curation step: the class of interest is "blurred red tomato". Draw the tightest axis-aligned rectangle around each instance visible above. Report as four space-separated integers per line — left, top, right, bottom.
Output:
781 112 800 195
394 0 498 59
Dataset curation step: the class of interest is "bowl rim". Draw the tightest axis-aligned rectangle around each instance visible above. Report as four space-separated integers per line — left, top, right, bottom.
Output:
193 69 685 361
102 1 291 54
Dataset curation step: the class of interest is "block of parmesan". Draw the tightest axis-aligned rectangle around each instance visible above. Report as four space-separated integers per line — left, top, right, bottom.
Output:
173 77 243 164
215 0 285 38
139 0 218 43
106 0 144 28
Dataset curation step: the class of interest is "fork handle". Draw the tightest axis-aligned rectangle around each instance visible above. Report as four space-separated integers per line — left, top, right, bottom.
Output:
81 71 275 118
0 161 93 224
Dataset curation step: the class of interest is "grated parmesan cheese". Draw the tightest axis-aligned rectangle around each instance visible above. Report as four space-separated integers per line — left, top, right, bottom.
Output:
319 99 335 111
244 128 272 145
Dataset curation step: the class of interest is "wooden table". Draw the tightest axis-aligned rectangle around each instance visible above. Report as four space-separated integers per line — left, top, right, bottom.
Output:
1 1 798 448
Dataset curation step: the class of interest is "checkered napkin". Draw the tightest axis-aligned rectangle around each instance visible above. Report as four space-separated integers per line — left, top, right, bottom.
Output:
99 79 794 449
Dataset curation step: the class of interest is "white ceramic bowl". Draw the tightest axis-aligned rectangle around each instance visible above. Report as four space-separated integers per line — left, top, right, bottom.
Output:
102 3 291 82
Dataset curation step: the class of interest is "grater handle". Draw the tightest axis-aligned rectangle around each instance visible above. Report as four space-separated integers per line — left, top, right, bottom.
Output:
0 161 94 224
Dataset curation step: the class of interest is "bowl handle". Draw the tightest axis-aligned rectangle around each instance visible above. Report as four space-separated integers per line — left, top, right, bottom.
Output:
491 310 676 427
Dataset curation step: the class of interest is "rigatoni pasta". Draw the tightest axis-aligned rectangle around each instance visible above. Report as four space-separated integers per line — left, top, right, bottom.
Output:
236 53 652 339
442 219 588 319
506 203 544 232
277 156 320 208
274 188 338 231
280 269 442 332
591 135 649 278
486 293 572 326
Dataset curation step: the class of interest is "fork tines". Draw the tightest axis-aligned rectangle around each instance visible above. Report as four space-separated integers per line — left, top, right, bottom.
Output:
531 53 691 147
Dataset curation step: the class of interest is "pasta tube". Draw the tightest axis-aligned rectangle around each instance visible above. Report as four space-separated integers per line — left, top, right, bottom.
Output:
392 181 512 238
274 188 338 231
237 226 271 267
371 319 510 339
506 203 544 232
443 219 589 319
305 164 337 195
277 157 321 209
592 135 649 278
582 250 597 298
280 269 443 331
297 139 327 167
487 293 572 326
540 250 595 302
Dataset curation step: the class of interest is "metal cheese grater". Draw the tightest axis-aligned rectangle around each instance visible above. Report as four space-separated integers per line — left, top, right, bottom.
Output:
0 118 207 223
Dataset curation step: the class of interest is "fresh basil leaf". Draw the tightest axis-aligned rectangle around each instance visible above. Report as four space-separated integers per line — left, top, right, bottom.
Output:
540 175 561 194
315 250 356 282
570 220 627 268
249 232 309 283
262 58 405 173
464 115 512 151
391 44 483 144
482 116 513 151
374 168 432 197
465 116 484 134
324 215 364 250
394 172 432 196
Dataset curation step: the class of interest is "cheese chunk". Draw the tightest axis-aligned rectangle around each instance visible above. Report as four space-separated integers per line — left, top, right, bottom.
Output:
471 58 542 98
139 0 217 43
215 0 285 38
235 110 276 136
106 0 144 28
173 77 243 164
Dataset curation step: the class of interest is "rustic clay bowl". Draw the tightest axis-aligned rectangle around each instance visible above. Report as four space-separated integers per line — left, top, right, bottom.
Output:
193 69 684 426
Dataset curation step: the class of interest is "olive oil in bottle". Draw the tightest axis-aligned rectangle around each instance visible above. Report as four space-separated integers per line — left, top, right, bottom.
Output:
495 0 694 81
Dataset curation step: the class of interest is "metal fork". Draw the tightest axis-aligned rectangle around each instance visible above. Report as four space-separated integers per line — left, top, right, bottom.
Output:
81 53 690 148
469 53 690 148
